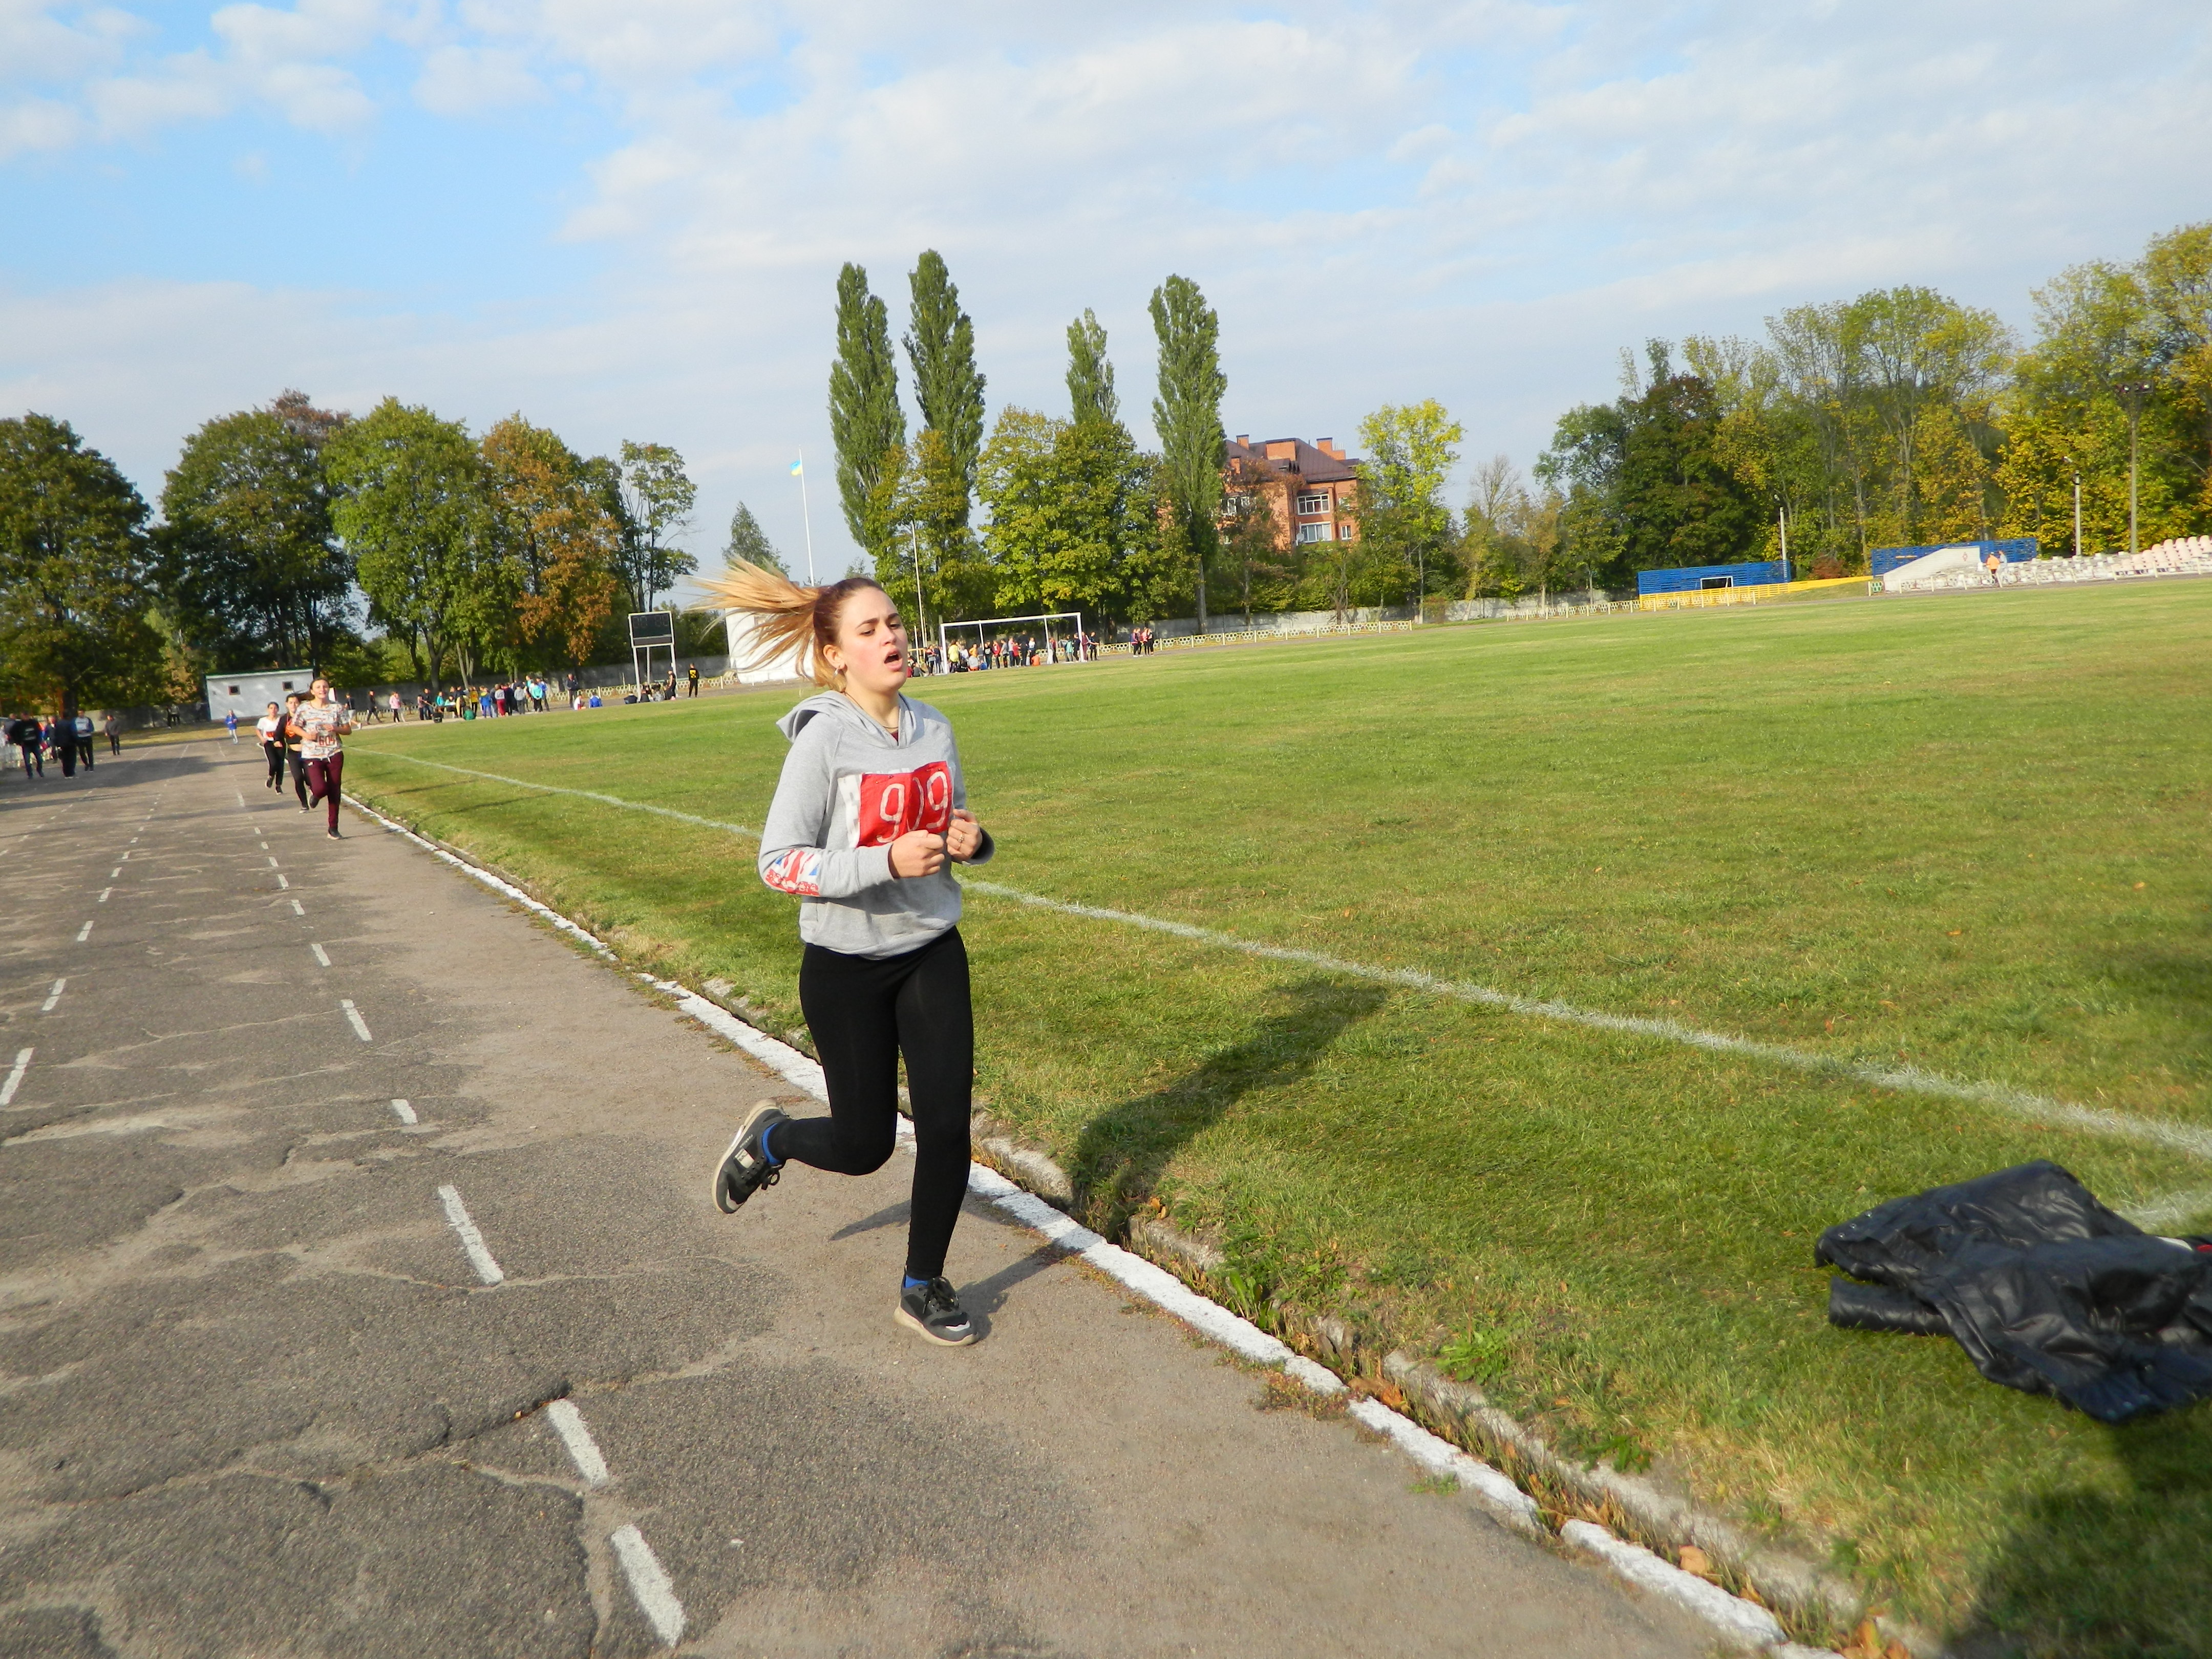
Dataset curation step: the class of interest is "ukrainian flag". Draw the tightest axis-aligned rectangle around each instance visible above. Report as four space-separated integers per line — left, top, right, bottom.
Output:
790 458 803 476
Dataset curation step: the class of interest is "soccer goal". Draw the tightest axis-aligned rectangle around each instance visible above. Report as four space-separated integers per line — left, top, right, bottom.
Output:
938 612 1091 669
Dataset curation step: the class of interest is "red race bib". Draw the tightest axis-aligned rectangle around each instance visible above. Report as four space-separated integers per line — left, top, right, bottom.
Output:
852 762 952 846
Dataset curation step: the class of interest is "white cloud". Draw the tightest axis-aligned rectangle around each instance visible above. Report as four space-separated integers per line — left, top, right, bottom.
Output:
412 41 540 115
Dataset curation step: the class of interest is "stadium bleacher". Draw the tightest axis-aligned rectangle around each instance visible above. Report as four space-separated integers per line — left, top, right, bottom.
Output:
1885 536 2212 593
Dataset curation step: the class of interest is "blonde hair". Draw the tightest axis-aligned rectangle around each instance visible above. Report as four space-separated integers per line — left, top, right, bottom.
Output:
699 560 889 688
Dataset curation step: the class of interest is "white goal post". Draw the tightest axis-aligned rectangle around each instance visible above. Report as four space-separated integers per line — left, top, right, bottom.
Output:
937 612 1090 666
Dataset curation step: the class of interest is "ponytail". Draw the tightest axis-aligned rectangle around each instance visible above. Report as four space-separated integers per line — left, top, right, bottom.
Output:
699 560 887 688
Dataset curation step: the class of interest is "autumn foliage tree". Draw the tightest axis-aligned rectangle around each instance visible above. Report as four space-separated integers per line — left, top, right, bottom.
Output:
482 416 624 668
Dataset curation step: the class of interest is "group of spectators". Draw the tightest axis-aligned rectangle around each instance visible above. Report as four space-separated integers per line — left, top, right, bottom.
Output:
930 631 1098 673
5 711 119 780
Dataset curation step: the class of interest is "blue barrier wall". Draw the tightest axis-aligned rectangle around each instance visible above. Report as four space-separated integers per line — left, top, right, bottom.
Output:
1869 538 2037 578
1636 559 1790 597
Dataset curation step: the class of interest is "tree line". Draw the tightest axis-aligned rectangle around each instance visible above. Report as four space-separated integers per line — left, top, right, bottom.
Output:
0 392 732 716
825 253 1477 632
1494 221 2212 594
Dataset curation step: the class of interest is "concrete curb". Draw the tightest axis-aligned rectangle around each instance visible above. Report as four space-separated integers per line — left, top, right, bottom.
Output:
340 789 1904 1656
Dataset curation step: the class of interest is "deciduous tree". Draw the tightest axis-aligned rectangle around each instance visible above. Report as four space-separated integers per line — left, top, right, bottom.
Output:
482 415 623 668
0 415 162 715
326 399 499 686
615 440 697 611
156 392 352 673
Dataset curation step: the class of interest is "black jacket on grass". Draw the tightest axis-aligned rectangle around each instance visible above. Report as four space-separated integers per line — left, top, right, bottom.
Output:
1819 1161 2212 1422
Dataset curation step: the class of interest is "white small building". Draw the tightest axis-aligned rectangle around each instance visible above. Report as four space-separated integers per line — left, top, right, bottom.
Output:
722 613 808 685
204 669 315 726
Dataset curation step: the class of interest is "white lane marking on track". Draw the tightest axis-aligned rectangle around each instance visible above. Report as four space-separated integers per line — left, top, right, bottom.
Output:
339 999 372 1041
235 790 245 806
435 1184 504 1284
609 1524 685 1646
310 942 331 967
345 762 2202 1159
290 899 304 915
39 979 65 1013
276 874 288 889
267 856 280 868
75 922 92 942
0 1049 31 1107
389 1098 417 1124
543 1399 611 1488
108 868 120 879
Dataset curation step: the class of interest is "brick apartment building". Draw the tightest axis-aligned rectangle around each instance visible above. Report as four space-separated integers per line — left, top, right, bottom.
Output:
1222 436 1360 549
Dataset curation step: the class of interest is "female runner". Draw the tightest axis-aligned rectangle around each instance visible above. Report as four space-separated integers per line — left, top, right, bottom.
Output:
291 677 355 838
706 563 990 1346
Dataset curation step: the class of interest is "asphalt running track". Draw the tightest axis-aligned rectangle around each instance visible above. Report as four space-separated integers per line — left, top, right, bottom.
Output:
0 741 1713 1658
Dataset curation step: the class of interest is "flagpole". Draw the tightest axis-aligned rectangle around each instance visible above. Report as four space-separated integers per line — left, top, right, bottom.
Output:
794 451 816 584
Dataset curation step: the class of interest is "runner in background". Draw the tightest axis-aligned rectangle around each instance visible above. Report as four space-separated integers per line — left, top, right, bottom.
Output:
294 676 354 840
255 703 284 791
73 710 94 770
705 560 994 1348
103 712 120 755
224 710 239 743
280 693 311 811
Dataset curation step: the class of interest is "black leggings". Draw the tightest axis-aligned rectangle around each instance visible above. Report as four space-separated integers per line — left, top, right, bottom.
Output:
286 751 309 806
779 927 974 1281
263 742 285 788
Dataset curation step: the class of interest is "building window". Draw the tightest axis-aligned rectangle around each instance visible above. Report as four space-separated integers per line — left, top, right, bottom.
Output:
1295 522 1331 544
1295 492 1328 516
1338 522 1355 540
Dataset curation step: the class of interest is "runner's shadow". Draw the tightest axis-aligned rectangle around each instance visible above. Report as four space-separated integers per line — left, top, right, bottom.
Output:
1967 1400 2212 1649
830 1200 909 1241
1070 977 1387 1236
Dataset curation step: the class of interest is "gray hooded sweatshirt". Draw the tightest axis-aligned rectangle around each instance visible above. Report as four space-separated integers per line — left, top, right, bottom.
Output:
757 691 993 958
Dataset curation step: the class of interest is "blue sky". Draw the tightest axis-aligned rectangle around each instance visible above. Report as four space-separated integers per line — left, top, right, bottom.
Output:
4 0 2208 592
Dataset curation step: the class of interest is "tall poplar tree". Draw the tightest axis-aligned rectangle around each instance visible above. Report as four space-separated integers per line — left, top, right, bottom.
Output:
828 263 906 563
904 250 986 525
1067 309 1119 428
1149 274 1226 631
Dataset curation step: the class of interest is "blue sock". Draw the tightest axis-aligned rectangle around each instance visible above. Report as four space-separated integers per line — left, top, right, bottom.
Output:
759 1121 781 1167
903 1273 929 1292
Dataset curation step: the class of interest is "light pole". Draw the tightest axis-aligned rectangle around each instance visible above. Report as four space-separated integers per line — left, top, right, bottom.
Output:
2114 382 2151 557
907 524 929 668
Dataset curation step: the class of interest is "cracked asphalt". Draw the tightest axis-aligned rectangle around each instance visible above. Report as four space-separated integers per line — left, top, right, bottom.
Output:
0 738 1712 1658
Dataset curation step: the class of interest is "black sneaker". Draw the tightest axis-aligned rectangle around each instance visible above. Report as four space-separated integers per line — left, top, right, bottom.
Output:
325 828 342 840
711 1100 790 1214
895 1277 976 1347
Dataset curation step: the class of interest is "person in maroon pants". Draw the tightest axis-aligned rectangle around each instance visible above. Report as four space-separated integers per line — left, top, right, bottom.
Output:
291 677 356 839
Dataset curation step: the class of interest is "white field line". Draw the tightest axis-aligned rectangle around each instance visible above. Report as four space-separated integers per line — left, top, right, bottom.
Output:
609 1523 686 1646
39 979 65 1013
339 999 373 1043
390 1098 418 1124
74 922 91 943
310 942 331 967
435 1184 505 1285
2125 1187 2212 1232
351 760 2211 1164
543 1399 610 1488
0 1048 31 1107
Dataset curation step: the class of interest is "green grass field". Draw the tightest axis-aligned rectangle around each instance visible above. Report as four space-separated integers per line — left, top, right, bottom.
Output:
343 583 2212 1654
